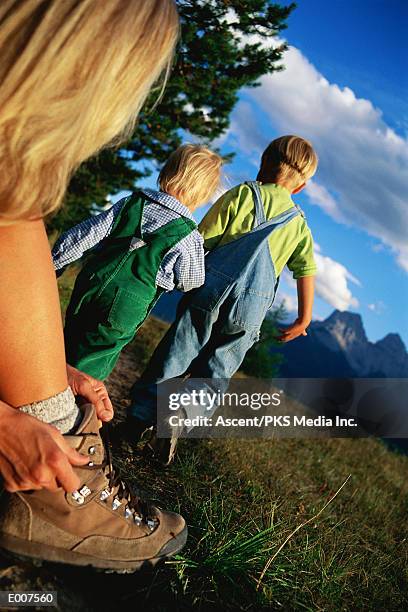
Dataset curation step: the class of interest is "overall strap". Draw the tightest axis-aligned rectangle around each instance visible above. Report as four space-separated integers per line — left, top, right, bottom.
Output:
246 181 266 227
109 191 145 241
252 207 300 235
246 181 300 234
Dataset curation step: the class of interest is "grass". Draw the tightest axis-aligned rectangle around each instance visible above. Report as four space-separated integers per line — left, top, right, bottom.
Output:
112 423 407 610
2 272 402 610
110 315 408 611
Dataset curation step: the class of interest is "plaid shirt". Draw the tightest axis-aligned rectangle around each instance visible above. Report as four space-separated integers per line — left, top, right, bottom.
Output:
52 189 205 292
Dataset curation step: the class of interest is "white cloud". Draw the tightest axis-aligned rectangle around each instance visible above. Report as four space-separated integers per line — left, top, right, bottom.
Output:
371 242 386 253
281 268 296 288
305 180 343 222
314 249 360 310
368 301 386 314
277 290 297 313
219 101 264 170
280 245 360 312
228 43 408 272
222 7 239 25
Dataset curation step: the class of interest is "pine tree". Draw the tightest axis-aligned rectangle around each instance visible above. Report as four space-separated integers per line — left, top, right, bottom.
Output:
48 0 295 232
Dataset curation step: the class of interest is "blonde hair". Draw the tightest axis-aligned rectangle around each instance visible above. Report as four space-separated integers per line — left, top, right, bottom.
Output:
158 144 223 209
257 135 318 186
0 0 179 224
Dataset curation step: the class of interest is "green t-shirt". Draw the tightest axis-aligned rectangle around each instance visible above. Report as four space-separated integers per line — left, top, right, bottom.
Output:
199 182 317 280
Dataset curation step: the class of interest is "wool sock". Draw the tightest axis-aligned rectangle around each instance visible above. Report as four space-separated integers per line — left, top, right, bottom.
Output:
19 386 82 434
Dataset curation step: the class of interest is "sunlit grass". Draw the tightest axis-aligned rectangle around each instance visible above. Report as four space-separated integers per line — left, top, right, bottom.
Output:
51 272 408 610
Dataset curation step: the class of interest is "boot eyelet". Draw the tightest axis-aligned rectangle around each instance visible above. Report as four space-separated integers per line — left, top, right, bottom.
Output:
112 497 122 511
124 507 132 519
134 514 142 525
147 518 156 531
88 446 96 455
88 461 94 467
79 485 91 498
71 491 85 505
99 488 111 501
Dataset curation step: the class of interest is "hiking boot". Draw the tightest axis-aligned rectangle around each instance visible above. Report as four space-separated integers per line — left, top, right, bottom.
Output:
0 404 187 572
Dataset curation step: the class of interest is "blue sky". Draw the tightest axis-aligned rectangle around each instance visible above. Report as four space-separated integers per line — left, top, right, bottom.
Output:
127 0 408 347
209 0 408 347
257 0 408 347
285 0 408 134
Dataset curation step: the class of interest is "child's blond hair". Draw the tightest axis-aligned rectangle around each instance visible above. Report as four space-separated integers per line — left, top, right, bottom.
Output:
258 135 318 187
0 0 179 225
159 144 223 209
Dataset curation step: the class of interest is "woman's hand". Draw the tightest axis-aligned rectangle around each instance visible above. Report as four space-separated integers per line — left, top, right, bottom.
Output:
66 364 114 422
0 401 89 493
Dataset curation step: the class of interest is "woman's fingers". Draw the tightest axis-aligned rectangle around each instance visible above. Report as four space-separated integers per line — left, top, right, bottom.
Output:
86 378 113 421
0 454 36 492
53 456 82 494
67 364 114 421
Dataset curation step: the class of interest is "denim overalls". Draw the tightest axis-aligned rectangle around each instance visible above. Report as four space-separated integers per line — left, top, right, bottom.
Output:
130 182 302 424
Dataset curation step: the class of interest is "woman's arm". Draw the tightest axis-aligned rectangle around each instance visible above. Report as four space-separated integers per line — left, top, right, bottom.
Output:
0 220 68 405
0 219 93 491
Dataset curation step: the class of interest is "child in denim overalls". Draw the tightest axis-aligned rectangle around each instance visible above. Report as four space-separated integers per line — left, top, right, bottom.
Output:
52 145 223 380
124 136 318 463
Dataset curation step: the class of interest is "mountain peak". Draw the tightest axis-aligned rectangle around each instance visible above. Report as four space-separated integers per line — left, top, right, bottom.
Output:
376 333 406 354
277 308 408 378
319 310 368 346
326 309 364 326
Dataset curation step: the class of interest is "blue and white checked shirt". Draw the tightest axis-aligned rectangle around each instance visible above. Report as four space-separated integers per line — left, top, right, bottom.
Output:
52 189 205 292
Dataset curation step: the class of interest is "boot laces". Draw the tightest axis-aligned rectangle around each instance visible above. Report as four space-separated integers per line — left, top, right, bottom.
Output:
104 425 158 530
75 425 158 531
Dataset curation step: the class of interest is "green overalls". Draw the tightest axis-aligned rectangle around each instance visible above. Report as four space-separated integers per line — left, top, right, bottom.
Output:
64 192 196 380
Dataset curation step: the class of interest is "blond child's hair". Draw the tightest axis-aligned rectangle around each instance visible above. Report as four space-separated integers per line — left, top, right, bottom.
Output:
158 144 223 209
0 0 179 225
257 135 318 187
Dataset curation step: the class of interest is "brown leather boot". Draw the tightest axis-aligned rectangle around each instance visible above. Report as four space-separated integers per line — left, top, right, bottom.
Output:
0 405 187 572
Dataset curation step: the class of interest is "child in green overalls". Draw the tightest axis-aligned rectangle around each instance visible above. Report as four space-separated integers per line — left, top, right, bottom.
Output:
52 144 223 380
126 135 318 464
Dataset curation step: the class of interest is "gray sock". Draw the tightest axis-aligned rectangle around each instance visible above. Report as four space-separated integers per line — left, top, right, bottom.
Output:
19 386 82 434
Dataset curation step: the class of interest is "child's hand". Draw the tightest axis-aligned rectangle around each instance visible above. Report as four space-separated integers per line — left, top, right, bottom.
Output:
277 318 310 343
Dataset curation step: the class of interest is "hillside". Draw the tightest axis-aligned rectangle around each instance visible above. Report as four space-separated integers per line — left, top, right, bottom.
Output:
1 304 407 610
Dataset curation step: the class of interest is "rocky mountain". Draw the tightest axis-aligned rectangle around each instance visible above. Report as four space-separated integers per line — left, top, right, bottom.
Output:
152 293 408 378
274 310 408 378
